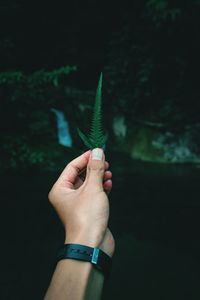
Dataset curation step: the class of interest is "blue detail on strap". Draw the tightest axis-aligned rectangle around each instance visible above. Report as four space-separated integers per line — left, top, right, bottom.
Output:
56 244 111 278
91 248 100 264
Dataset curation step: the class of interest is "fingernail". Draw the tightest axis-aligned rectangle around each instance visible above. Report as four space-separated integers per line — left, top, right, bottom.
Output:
91 148 103 160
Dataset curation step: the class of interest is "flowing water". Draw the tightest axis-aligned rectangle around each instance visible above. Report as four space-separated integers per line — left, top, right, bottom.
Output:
51 108 73 147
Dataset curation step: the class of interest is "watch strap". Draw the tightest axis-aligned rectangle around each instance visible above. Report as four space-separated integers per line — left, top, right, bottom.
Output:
56 243 112 278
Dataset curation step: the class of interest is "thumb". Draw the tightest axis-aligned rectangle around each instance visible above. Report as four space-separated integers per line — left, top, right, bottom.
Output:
84 148 105 189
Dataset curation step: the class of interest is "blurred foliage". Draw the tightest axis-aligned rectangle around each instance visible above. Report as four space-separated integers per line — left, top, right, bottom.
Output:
1 0 200 170
0 133 77 172
146 0 181 24
0 66 78 171
104 0 200 133
0 66 77 87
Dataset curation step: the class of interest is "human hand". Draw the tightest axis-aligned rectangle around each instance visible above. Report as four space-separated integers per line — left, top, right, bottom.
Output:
48 148 115 257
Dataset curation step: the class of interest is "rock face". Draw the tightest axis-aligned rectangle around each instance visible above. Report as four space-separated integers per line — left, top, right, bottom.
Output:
152 126 200 163
112 115 127 139
112 115 200 163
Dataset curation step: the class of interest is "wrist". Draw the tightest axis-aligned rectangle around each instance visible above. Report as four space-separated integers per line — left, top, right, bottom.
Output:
64 228 106 249
64 234 102 249
57 243 112 279
64 228 115 258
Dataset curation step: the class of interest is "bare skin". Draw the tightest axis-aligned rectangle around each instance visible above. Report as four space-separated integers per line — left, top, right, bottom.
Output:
44 148 115 300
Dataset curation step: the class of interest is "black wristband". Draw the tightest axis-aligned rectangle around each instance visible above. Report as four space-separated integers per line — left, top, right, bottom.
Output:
56 243 112 278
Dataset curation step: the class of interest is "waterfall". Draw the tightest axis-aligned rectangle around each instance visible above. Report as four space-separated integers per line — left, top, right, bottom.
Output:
51 108 72 147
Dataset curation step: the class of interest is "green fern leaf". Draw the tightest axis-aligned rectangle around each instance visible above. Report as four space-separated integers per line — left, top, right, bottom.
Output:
77 72 108 149
77 128 94 148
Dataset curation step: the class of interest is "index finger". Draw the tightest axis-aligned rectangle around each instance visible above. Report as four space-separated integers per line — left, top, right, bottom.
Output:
57 150 92 188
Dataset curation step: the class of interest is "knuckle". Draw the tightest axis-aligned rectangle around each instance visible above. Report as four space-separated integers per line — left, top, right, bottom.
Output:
48 190 53 203
48 186 56 204
66 163 70 170
88 164 105 172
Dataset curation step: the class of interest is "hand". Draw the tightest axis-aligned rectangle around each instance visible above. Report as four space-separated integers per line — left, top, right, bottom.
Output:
48 148 115 257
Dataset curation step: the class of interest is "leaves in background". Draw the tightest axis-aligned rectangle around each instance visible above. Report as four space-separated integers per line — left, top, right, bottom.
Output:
0 65 77 87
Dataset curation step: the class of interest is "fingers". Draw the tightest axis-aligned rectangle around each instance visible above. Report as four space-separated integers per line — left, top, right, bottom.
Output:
103 170 112 193
105 161 109 170
74 169 112 191
103 170 112 181
57 148 111 192
103 179 112 195
103 171 112 195
73 176 84 190
57 150 91 188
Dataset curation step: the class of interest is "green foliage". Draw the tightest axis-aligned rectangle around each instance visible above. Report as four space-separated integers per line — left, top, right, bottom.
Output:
27 66 77 88
146 0 181 25
105 2 200 130
77 73 108 149
0 65 78 171
0 134 76 171
0 65 77 87
0 71 24 84
1 135 44 169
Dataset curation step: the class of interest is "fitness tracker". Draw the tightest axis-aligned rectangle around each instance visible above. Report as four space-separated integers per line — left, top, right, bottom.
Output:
56 243 112 278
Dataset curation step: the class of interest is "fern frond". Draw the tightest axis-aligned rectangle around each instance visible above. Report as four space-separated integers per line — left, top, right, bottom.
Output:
77 128 94 149
77 72 108 149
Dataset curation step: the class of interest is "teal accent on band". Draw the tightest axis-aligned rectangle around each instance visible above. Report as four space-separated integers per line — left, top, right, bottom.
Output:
91 248 100 264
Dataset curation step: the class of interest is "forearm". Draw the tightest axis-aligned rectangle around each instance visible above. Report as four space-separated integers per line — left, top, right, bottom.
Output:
44 259 104 300
45 148 114 299
85 267 104 300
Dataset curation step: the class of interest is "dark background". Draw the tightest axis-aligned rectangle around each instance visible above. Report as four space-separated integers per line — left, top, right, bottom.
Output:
1 0 200 299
